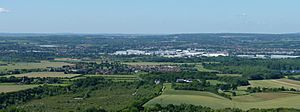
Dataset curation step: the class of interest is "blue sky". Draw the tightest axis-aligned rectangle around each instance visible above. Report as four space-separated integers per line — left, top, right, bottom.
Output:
0 0 299 34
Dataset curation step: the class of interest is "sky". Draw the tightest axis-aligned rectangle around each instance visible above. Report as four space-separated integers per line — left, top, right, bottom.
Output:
0 0 300 34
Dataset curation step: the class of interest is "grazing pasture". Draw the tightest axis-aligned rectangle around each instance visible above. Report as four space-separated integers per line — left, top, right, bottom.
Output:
4 72 81 78
85 74 139 82
0 61 73 72
291 75 300 78
194 64 219 72
239 79 300 90
207 80 226 85
144 83 300 110
123 62 190 66
216 74 242 77
0 83 39 93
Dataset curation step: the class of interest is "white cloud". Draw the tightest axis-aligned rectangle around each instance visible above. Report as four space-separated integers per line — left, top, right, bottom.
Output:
0 8 9 13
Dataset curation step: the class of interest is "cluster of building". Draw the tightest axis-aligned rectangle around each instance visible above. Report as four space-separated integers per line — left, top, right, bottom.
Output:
176 79 193 83
130 65 181 73
113 49 229 57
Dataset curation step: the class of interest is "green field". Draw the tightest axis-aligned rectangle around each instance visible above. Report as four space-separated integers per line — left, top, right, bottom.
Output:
54 58 80 61
207 80 226 85
45 83 72 87
0 83 40 93
239 79 300 90
85 74 139 82
216 74 242 77
291 75 300 78
0 61 73 72
123 62 194 66
194 64 219 72
4 72 81 78
144 83 300 110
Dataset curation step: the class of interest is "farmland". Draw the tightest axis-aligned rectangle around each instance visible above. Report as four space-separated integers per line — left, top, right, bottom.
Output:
84 74 139 82
2 34 300 111
239 79 300 90
3 72 81 78
194 64 218 72
0 61 73 72
207 80 226 85
291 75 300 78
144 83 300 110
0 83 39 93
123 62 197 65
123 62 181 66
216 74 242 77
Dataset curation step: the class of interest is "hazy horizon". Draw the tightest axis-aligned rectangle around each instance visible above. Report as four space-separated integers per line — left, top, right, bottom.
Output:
1 0 300 34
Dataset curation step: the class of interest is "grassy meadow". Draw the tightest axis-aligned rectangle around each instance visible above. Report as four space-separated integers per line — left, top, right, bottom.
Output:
194 64 219 72
238 79 300 90
216 74 242 77
207 80 226 85
84 74 140 82
0 83 40 93
124 61 199 65
0 61 73 72
144 83 300 110
3 72 81 78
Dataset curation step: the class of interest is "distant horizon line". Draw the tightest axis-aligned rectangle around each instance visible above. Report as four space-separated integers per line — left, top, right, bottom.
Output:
0 32 299 35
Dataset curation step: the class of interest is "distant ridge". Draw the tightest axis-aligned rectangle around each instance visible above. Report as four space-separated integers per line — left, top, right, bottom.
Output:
0 32 299 37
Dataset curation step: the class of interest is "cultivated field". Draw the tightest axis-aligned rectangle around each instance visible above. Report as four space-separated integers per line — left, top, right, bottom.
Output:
54 58 80 61
194 64 219 72
123 62 219 65
144 83 300 110
0 83 39 93
85 74 139 82
291 75 300 78
0 61 73 72
4 72 81 78
239 79 300 90
207 80 226 85
123 62 194 66
216 74 242 77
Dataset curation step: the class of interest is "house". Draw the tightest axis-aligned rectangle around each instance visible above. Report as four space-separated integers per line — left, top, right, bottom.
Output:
176 79 193 83
154 79 161 84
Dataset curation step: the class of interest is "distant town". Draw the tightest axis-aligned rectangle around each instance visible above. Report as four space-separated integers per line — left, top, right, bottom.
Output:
113 49 300 59
113 49 229 57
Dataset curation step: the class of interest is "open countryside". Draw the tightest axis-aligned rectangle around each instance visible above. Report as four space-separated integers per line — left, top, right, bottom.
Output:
0 61 73 72
3 72 81 78
145 83 300 110
0 83 40 93
1 1 300 111
239 79 300 90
